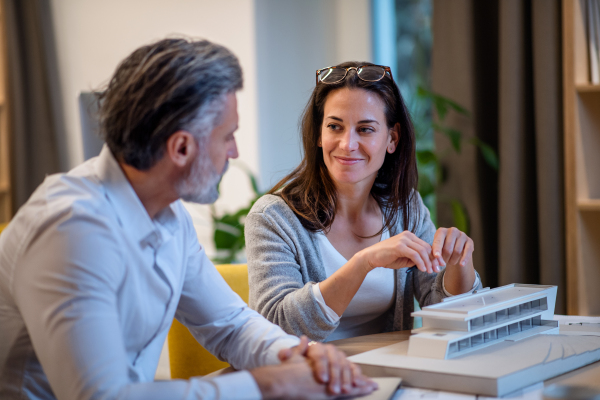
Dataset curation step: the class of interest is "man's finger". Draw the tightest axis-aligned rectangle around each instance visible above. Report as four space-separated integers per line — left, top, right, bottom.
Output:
326 345 342 395
350 363 364 387
306 342 330 383
277 347 292 362
279 336 309 362
298 335 309 354
340 355 352 393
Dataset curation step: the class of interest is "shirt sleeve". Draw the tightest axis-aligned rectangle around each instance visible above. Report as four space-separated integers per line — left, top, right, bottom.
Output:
11 209 284 400
174 211 300 371
311 283 340 323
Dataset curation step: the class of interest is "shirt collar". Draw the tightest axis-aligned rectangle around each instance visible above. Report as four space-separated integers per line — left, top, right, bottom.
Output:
94 145 179 247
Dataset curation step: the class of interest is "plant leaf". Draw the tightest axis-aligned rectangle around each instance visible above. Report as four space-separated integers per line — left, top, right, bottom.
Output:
422 193 437 226
416 85 470 121
249 174 261 196
434 99 448 121
433 123 461 152
416 149 437 166
435 95 469 117
478 142 499 171
418 173 435 197
450 199 469 234
214 229 238 250
469 138 499 171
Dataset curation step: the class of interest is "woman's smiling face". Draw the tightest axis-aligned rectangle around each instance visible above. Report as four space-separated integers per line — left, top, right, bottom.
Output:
319 87 398 188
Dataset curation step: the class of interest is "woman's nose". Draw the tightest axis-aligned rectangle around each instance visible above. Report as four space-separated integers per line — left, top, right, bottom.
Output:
339 130 359 151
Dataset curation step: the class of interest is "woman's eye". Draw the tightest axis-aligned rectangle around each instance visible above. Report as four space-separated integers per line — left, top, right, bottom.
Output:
359 126 375 133
327 124 341 131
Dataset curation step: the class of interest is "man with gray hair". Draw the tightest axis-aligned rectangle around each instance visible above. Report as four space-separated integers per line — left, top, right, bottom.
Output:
0 38 376 399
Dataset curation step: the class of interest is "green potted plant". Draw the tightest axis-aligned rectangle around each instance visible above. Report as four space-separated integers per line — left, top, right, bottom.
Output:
413 85 498 232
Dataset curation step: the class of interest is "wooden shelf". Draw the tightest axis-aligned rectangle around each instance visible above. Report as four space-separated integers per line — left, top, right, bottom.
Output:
578 199 600 211
576 84 600 92
564 0 600 316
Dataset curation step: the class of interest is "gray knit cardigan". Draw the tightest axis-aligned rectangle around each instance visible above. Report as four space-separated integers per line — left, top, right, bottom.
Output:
245 193 482 342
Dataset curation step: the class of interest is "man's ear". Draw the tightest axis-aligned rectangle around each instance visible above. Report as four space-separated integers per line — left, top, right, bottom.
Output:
387 123 400 154
165 130 197 168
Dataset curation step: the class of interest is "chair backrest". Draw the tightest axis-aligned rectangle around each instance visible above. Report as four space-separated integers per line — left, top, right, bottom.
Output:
168 263 249 379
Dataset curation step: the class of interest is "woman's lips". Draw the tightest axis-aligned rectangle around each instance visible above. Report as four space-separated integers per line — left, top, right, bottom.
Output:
334 156 363 165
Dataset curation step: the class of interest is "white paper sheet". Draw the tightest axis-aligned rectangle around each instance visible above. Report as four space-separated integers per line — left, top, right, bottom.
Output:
554 315 600 325
391 387 475 400
477 382 544 400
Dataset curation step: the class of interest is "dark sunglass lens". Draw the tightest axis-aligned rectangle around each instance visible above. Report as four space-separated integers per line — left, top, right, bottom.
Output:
318 68 347 83
358 66 386 81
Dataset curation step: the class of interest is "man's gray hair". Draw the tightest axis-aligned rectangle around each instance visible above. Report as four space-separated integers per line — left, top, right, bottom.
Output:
98 37 243 170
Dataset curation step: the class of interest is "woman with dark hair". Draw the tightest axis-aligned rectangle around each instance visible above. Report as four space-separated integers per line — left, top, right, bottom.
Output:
245 62 481 342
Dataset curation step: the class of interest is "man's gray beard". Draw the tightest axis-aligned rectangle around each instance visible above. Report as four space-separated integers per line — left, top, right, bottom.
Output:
177 151 228 205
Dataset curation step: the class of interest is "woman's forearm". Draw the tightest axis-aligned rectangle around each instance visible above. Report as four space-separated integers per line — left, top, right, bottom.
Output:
443 258 476 295
319 252 370 317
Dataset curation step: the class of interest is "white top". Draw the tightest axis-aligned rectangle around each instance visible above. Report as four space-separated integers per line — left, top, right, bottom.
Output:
0 146 299 400
312 227 481 341
312 229 396 341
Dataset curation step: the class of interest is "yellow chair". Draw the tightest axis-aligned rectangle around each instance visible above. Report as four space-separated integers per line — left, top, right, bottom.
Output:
168 263 249 379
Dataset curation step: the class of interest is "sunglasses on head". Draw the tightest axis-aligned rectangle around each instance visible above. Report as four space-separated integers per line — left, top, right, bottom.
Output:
316 65 394 85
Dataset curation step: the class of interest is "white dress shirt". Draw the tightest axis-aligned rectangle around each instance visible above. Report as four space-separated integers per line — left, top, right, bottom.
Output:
0 146 299 400
312 228 480 341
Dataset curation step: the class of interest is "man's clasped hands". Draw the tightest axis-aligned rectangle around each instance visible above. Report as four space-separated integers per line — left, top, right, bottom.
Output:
250 336 377 398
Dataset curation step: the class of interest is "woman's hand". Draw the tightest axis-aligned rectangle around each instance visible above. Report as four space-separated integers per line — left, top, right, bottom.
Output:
356 231 441 274
432 227 476 295
432 227 474 268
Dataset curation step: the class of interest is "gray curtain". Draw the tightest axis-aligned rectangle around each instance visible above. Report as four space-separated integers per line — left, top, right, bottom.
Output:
4 0 65 212
431 0 565 313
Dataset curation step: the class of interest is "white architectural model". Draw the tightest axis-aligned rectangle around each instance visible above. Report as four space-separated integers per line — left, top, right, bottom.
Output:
408 284 559 359
349 283 600 396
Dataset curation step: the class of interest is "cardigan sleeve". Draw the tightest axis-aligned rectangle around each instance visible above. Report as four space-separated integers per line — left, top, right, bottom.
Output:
245 202 339 342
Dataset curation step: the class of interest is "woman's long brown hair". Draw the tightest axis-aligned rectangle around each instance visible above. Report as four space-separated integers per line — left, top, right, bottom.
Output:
268 61 420 236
